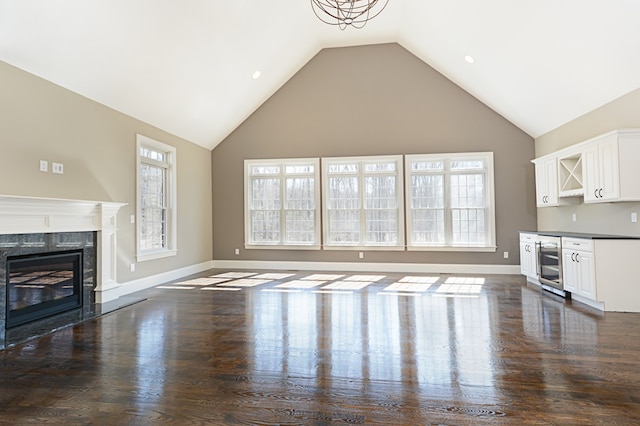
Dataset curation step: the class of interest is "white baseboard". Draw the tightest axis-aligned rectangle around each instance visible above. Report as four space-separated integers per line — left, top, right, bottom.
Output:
101 260 215 303
212 259 521 275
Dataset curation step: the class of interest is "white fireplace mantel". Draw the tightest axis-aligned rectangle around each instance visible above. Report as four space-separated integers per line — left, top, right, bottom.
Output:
0 195 127 304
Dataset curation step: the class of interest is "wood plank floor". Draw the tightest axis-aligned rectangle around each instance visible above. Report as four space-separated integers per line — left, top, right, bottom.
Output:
1 270 640 425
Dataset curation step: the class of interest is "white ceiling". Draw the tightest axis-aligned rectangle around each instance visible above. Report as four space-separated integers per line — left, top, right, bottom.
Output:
2 1 640 150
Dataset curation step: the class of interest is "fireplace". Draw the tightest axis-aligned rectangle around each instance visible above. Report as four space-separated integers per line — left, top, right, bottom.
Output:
6 249 84 328
0 195 126 349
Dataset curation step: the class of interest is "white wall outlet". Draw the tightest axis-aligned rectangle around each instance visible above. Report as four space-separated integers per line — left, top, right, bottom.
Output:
130 214 135 224
572 213 577 222
503 251 509 259
632 212 638 223
130 263 136 272
52 162 64 174
39 160 48 172
359 252 364 259
235 248 240 255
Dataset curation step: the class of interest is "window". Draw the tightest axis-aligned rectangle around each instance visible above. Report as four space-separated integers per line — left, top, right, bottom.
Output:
136 134 177 261
322 155 404 249
244 158 320 249
405 152 495 251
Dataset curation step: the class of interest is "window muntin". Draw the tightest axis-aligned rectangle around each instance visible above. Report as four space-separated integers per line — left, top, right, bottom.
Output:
323 156 404 249
245 159 320 249
136 134 177 262
406 153 495 251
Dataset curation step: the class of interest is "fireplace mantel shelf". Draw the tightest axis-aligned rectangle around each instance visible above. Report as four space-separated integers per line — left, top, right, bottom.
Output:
0 194 127 304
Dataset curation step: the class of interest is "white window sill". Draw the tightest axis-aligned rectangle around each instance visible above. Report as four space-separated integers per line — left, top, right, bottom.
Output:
245 244 321 250
407 245 497 252
137 249 178 262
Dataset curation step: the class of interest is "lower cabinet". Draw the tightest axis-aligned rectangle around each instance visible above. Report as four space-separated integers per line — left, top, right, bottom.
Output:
562 245 596 300
561 237 640 312
519 233 538 280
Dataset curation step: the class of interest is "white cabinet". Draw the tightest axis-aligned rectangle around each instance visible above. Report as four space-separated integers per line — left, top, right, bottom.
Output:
519 233 538 280
562 238 596 300
534 157 558 207
583 130 640 203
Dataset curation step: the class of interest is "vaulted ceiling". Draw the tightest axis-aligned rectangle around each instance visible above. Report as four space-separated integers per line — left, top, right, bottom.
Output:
2 1 640 150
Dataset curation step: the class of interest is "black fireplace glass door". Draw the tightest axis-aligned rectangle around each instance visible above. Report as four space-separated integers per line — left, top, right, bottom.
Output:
6 250 83 328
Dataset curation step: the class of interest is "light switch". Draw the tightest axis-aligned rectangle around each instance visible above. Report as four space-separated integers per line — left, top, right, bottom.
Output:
39 160 48 172
632 212 638 223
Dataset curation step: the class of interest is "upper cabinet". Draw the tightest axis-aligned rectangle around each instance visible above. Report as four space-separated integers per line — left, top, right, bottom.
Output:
533 129 640 207
534 157 558 207
583 131 640 203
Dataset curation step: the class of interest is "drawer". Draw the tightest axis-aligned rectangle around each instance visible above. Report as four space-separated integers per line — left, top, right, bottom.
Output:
520 233 538 242
562 237 594 252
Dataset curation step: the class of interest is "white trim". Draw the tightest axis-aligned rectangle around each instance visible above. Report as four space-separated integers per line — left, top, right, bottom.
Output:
101 260 215 302
212 259 520 275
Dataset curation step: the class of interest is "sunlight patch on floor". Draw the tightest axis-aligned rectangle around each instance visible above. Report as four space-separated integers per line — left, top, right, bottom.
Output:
217 278 272 287
322 281 373 290
301 274 345 281
275 280 326 289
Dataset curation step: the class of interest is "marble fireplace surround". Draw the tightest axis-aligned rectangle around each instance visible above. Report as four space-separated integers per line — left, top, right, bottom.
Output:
0 195 126 304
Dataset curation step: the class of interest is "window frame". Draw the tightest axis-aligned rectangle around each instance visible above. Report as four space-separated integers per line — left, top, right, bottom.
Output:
136 134 178 262
405 152 496 252
322 155 405 251
244 158 321 250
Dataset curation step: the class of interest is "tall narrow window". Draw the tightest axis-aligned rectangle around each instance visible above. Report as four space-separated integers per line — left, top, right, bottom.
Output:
405 152 495 251
323 155 404 250
244 158 320 249
136 134 177 261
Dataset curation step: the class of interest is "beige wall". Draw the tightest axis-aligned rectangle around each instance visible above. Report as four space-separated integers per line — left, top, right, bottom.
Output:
0 60 213 282
535 88 640 236
212 43 536 266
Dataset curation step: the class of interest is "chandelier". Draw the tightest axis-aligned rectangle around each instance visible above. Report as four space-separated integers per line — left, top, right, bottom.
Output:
311 0 390 30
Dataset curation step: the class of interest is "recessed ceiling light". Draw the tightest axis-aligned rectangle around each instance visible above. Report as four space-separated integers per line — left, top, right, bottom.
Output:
464 55 475 64
252 71 261 80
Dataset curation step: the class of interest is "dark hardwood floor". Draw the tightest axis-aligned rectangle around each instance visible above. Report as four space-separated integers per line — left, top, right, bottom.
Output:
1 269 640 425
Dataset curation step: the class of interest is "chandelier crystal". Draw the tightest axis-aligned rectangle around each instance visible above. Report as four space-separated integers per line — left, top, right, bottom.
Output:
311 0 390 30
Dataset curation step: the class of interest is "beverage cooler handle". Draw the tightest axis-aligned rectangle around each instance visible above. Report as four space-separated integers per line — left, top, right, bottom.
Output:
535 241 542 279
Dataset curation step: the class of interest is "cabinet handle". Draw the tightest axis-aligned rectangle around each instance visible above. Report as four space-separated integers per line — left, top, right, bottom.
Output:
594 189 599 198
571 252 576 261
576 253 580 263
599 188 603 198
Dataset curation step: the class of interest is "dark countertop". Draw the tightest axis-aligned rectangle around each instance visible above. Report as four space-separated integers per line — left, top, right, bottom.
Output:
520 230 640 240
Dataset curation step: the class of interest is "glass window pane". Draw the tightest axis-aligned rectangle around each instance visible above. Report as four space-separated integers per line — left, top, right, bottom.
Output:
251 211 280 242
364 176 396 209
328 177 359 209
285 178 315 210
411 161 443 171
252 178 280 210
411 175 444 209
411 209 445 244
285 210 315 243
251 166 280 175
451 160 484 170
328 210 360 244
285 165 314 174
365 210 397 244
328 164 358 174
364 162 396 172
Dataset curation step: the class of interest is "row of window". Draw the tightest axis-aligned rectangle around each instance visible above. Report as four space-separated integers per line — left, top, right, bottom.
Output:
245 152 496 252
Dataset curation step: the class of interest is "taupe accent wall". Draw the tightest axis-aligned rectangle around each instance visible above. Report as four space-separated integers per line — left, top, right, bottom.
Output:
212 43 536 265
535 88 640 236
0 60 213 282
